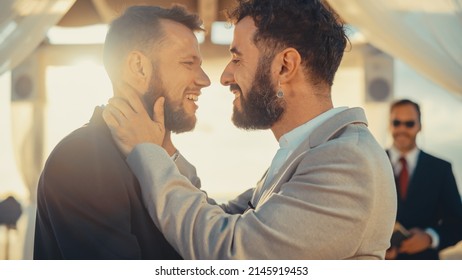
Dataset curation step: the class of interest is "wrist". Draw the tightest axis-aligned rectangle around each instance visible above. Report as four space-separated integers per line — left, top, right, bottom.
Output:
425 228 439 249
164 146 177 157
162 131 176 156
171 150 180 162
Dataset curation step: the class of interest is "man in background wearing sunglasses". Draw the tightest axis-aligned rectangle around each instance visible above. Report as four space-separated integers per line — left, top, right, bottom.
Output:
386 99 462 259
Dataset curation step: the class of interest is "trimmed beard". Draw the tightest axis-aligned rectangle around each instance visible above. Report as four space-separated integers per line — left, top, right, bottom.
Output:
232 56 284 130
143 66 196 134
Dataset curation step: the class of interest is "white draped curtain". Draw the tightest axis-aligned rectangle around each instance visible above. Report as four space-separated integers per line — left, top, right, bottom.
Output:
0 0 75 259
0 0 76 201
328 0 462 98
0 0 75 75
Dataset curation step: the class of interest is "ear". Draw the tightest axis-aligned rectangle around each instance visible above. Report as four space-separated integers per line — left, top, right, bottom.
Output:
121 50 153 94
274 48 301 84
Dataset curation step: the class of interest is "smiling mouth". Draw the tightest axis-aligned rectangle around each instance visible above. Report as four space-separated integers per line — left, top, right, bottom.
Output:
394 133 409 138
232 90 241 100
229 84 242 101
186 93 200 101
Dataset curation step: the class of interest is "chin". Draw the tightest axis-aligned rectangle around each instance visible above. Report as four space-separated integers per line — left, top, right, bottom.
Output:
170 118 196 134
396 144 412 152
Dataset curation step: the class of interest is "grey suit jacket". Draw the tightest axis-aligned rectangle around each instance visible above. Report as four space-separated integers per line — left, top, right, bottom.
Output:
127 107 397 259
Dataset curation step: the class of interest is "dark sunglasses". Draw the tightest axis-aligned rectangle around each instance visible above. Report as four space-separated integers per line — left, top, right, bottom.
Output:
392 120 416 128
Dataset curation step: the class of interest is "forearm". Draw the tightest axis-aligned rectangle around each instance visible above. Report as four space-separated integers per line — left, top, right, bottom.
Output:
173 150 252 212
174 151 201 189
127 144 375 259
217 188 254 214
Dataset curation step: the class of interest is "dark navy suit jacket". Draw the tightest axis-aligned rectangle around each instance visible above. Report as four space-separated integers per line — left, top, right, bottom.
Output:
34 107 181 260
389 150 462 259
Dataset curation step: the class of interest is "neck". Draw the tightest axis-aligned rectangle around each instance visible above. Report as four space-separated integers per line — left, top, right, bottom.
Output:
271 86 333 141
394 144 417 155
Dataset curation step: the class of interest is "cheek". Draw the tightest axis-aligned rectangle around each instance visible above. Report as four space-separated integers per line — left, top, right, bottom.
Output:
169 87 186 101
163 76 189 97
235 69 251 89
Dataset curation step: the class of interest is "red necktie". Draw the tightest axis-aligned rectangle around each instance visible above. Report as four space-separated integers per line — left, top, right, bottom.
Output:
399 157 409 199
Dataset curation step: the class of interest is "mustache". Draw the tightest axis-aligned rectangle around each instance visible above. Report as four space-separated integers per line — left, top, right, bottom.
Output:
184 86 202 93
229 84 242 92
393 132 410 138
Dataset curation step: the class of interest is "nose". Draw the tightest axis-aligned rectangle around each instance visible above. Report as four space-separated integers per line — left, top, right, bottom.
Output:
197 67 211 88
220 62 234 86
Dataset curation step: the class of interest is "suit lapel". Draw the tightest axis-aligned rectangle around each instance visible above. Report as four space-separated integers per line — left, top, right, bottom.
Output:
406 150 426 199
254 107 368 207
250 169 269 207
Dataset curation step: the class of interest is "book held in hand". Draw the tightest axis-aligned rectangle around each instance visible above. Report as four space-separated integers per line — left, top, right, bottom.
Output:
390 222 411 248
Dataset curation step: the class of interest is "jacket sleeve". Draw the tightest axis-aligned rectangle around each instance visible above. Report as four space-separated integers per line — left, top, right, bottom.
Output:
174 151 253 214
437 162 462 249
127 142 392 259
35 137 141 259
174 152 201 189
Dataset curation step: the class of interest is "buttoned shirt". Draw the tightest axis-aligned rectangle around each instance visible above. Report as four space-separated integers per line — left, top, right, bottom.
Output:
389 146 419 177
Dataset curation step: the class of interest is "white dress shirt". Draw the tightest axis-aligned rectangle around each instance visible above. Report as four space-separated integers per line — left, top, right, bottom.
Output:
264 107 348 187
388 146 419 177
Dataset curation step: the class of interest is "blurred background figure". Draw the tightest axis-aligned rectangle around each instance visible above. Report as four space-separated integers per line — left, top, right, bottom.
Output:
0 196 22 260
0 196 22 227
386 99 462 260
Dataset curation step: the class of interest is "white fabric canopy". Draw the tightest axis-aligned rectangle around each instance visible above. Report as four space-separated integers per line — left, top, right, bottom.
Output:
0 0 75 75
328 0 462 97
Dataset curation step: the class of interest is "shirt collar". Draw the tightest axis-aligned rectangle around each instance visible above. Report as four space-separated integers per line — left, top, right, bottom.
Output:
389 145 420 174
278 107 349 151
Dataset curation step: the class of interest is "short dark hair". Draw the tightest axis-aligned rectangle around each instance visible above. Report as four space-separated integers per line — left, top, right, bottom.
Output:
390 99 421 124
103 5 203 79
226 0 347 86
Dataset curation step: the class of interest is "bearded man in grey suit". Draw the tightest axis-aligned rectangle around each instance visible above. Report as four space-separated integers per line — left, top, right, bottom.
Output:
103 0 397 259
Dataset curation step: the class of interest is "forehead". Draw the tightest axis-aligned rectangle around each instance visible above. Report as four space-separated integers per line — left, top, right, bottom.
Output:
157 19 201 58
391 104 419 119
230 16 258 53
